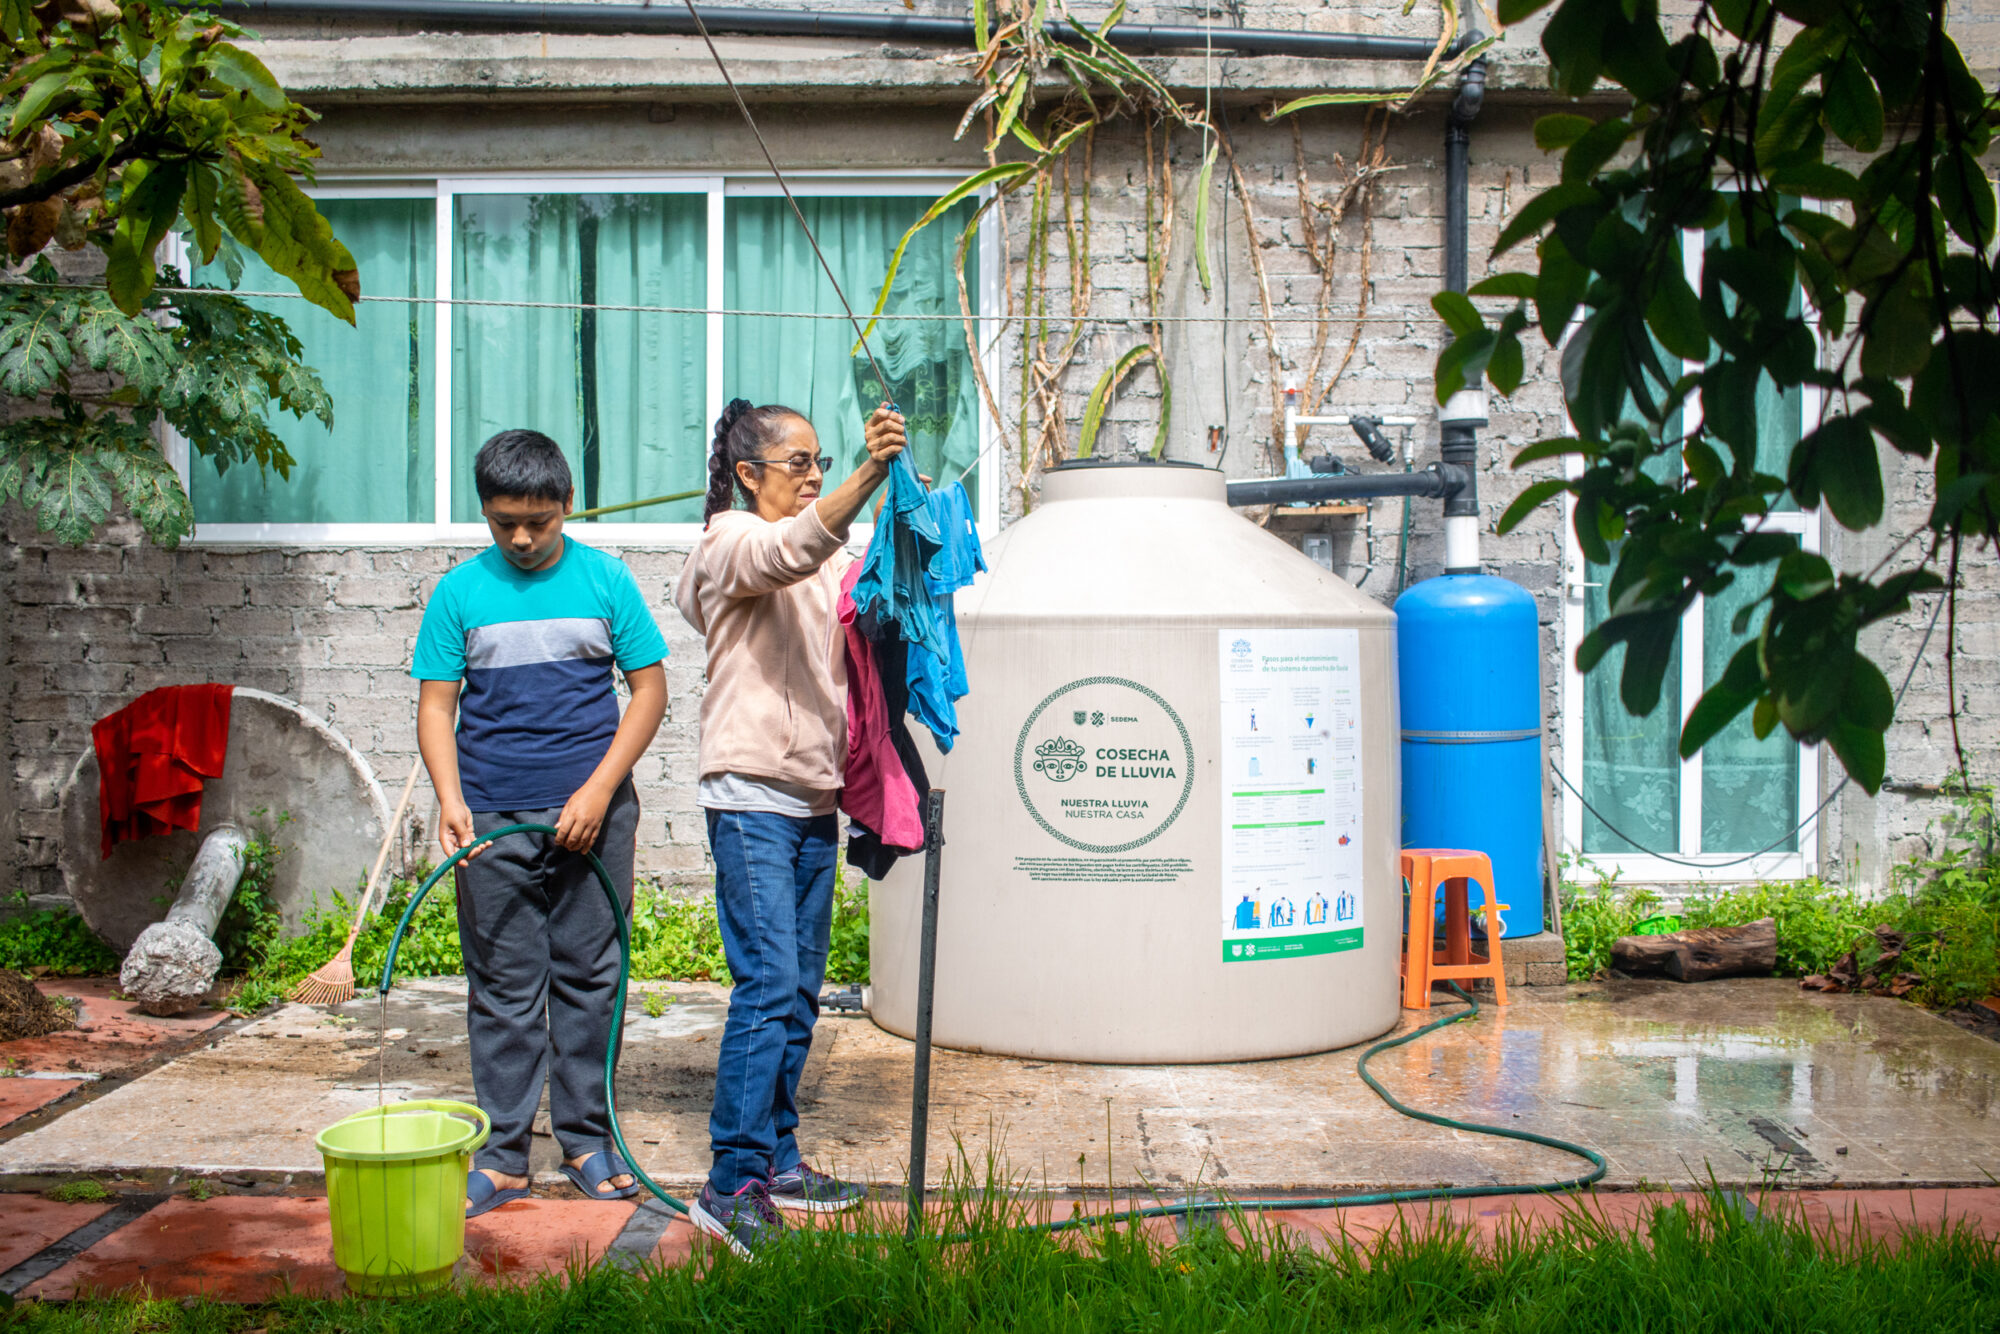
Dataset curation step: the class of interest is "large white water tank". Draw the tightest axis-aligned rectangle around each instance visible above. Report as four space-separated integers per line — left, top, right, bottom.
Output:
870 459 1402 1063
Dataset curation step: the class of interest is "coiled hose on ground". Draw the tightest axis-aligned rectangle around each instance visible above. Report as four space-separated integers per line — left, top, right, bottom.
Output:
378 823 1606 1236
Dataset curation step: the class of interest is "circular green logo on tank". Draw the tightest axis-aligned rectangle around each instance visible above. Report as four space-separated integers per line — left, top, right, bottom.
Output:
1014 676 1195 854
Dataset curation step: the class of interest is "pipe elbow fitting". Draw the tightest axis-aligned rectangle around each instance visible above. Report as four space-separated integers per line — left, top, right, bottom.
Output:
1438 460 1479 518
1449 47 1488 128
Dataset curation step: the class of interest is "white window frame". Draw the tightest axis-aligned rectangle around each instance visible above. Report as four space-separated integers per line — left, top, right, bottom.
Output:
1558 229 1822 883
174 170 1004 546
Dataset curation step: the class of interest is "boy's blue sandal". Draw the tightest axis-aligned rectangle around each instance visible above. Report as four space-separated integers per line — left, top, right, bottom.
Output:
466 1171 531 1218
562 1150 639 1201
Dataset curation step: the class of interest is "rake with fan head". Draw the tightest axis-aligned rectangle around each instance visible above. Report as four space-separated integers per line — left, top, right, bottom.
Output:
290 755 424 1006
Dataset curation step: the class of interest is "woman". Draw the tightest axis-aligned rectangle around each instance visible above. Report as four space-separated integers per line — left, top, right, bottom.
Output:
674 397 906 1259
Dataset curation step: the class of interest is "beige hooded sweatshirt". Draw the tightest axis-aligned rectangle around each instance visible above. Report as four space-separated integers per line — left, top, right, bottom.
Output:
675 506 855 793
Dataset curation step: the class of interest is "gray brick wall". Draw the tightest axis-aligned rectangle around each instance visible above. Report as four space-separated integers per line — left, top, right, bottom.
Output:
2 518 716 897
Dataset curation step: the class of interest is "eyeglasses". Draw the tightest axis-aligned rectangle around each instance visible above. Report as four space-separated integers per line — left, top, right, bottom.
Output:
744 453 832 477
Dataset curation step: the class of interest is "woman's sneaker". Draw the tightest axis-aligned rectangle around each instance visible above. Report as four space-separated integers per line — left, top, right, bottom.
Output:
690 1179 786 1259
768 1161 867 1213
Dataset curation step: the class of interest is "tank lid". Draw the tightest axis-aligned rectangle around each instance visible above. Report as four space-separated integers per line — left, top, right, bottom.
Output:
1047 456 1211 472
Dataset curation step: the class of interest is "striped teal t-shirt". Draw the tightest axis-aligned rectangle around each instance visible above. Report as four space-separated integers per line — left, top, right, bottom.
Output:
411 538 666 811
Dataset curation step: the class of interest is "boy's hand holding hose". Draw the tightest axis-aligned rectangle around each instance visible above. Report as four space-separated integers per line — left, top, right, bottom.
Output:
418 665 668 858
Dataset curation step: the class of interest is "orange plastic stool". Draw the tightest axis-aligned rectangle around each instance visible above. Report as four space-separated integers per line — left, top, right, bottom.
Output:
1400 848 1508 1009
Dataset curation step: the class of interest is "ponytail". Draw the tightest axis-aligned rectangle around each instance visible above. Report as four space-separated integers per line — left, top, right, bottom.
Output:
704 397 808 526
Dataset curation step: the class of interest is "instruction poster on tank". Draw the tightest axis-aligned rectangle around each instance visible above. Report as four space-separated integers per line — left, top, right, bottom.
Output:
1218 628 1364 963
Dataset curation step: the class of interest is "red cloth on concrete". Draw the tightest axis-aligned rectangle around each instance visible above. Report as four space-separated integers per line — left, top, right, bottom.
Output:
92 684 234 858
836 565 924 852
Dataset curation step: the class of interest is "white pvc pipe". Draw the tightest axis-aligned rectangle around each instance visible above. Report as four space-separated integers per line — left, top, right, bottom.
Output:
1444 514 1480 572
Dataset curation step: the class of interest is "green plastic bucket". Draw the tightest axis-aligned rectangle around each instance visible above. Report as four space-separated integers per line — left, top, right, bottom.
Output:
316 1099 490 1296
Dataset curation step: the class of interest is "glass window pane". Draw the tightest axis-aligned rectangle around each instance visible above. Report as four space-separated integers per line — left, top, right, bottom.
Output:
1700 560 1801 853
191 197 435 523
1580 559 1682 855
724 196 981 509
1700 215 1805 510
452 193 708 523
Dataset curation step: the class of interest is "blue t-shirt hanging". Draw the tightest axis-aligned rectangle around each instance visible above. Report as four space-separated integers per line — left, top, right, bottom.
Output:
853 453 947 664
411 537 667 811
852 457 983 752
905 482 984 750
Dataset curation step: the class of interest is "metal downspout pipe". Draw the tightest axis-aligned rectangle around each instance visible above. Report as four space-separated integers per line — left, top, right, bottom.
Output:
1439 45 1489 575
209 0 1466 61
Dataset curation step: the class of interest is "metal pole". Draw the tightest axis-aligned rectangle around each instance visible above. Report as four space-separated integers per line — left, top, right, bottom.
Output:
906 788 945 1240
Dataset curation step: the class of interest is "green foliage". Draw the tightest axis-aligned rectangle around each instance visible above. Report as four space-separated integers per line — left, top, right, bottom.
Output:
1561 786 2000 1007
1888 783 2000 1008
0 0 352 548
1441 0 1997 793
184 1175 215 1201
42 1178 110 1203
825 867 870 987
0 0 357 317
1678 879 1898 976
18 1189 2000 1333
628 886 729 986
209 810 288 972
0 891 116 974
357 874 463 983
0 258 331 548
1557 856 1657 980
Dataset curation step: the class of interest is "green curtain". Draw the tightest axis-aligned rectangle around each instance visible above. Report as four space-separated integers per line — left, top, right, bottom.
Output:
1581 380 1684 855
452 193 707 523
1700 553 1801 853
1580 562 1683 855
724 196 980 508
1579 223 1808 856
191 198 434 523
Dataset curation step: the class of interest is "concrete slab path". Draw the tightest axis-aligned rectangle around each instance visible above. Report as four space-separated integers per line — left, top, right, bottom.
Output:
3 977 1995 1195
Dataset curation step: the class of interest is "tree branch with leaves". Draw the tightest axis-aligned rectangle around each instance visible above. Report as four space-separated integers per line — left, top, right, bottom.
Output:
1433 0 1997 794
0 0 354 547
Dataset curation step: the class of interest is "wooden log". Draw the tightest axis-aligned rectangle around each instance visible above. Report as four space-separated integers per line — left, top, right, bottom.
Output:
1664 917 1777 982
1610 932 1686 978
1610 917 1779 983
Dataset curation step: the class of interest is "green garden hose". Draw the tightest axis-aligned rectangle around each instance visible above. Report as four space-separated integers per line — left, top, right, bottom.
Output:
377 824 1606 1236
378 822 692 1218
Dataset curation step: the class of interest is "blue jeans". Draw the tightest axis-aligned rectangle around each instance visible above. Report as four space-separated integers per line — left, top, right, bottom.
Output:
705 808 837 1194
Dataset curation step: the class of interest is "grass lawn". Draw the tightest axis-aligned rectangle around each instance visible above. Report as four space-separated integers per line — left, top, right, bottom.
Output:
12 1192 2000 1333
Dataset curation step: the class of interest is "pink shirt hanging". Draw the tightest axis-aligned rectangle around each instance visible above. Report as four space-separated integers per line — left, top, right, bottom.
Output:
836 563 924 850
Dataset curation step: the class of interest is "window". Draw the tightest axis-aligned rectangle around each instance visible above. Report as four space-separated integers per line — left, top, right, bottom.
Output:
1559 228 1821 881
189 193 435 525
178 176 995 539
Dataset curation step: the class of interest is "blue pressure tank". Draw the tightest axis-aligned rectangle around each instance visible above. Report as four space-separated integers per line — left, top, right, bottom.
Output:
1394 574 1546 938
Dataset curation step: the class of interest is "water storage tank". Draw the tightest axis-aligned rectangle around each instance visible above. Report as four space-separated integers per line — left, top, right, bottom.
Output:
1394 574 1546 938
870 460 1401 1063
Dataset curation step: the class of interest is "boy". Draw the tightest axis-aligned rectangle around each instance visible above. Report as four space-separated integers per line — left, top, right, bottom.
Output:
412 429 668 1216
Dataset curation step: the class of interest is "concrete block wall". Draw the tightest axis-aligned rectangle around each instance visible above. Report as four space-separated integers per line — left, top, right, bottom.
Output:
2 518 718 899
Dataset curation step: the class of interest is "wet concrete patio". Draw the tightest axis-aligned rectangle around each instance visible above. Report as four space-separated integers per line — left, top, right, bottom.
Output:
4 975 1997 1196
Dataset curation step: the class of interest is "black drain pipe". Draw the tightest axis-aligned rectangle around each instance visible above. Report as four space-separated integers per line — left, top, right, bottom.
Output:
1438 43 1488 574
1225 464 1469 508
212 0 1465 60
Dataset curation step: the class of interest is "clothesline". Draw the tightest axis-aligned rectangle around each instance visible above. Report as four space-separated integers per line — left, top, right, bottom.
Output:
2 281 1444 329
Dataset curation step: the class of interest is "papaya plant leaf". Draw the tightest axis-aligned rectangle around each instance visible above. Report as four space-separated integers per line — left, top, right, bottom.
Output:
0 297 73 397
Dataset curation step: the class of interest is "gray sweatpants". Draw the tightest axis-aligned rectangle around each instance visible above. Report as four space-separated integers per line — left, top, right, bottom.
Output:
455 780 638 1177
